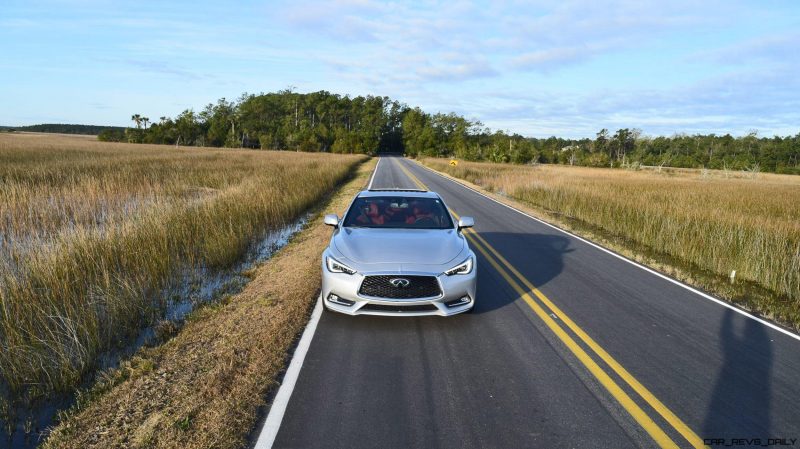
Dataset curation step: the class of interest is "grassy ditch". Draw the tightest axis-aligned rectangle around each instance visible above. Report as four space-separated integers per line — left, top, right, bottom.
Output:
421 157 800 328
41 158 375 449
0 133 365 408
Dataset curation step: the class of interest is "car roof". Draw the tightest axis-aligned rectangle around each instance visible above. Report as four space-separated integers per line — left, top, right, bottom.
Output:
358 189 440 199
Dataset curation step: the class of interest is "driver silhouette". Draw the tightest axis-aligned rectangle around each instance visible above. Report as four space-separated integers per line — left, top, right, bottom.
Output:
406 202 435 225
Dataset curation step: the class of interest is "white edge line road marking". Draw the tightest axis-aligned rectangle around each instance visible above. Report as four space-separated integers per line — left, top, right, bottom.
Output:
367 156 381 189
258 156 381 447
254 296 323 449
411 159 800 343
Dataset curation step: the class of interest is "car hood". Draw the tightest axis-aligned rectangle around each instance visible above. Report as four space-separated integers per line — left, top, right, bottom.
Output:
333 227 465 266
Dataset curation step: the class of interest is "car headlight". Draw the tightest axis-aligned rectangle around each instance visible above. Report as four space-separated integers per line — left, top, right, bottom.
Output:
444 257 473 276
326 256 356 275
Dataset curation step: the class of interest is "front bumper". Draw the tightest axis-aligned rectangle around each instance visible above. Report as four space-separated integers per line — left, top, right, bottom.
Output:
321 260 477 317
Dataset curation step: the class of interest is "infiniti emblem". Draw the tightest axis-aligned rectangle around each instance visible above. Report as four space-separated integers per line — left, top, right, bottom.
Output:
389 278 411 288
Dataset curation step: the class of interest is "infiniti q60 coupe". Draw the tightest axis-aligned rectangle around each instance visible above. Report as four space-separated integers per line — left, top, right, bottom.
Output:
321 189 476 316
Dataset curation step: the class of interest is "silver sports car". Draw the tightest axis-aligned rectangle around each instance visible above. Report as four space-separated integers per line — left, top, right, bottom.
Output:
321 189 477 316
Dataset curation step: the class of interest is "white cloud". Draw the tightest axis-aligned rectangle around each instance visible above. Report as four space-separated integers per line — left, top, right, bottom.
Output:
694 31 800 66
511 45 595 70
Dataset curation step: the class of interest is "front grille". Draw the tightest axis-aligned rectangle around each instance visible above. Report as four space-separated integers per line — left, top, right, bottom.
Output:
360 303 438 313
358 275 442 299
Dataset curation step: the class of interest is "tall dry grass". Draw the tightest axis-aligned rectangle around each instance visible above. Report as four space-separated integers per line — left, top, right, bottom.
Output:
423 158 800 319
0 133 365 397
40 158 377 449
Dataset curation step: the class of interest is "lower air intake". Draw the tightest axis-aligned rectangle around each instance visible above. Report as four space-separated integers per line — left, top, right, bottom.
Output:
360 303 438 313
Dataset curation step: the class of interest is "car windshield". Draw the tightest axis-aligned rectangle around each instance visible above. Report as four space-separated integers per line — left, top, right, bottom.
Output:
342 196 454 229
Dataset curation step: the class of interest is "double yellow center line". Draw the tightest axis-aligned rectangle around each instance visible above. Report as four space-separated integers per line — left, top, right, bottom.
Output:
393 158 705 449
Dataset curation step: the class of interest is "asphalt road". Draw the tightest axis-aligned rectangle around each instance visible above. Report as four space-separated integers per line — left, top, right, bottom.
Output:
266 155 800 449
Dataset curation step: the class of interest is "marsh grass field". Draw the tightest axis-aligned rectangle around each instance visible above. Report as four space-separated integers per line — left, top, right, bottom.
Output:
0 133 365 414
423 158 800 326
40 158 377 449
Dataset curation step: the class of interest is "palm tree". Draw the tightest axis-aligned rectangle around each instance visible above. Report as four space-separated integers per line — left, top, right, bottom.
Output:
142 117 150 129
131 114 142 129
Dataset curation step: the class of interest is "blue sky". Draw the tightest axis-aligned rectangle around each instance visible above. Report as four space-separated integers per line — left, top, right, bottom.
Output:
1 0 798 138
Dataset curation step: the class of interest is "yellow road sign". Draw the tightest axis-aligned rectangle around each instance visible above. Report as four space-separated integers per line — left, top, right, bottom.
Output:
449 159 458 166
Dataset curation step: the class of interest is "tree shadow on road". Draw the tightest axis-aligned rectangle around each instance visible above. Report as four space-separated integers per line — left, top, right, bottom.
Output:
702 308 773 441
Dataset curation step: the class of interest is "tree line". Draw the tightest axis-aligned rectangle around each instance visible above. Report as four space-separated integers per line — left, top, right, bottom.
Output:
109 89 800 174
0 124 124 135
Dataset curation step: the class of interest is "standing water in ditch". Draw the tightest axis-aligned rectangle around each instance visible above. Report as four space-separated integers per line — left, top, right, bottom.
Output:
0 215 309 449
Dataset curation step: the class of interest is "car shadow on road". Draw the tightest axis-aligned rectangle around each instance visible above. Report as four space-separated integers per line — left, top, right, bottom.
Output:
702 308 773 441
470 232 572 315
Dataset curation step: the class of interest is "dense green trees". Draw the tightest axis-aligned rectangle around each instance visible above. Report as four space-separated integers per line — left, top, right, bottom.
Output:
126 89 800 174
133 90 405 155
97 128 125 142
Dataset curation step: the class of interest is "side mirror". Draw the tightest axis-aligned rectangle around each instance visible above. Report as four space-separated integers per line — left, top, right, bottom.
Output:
457 216 474 230
324 214 339 227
